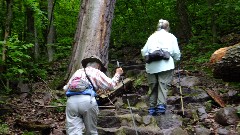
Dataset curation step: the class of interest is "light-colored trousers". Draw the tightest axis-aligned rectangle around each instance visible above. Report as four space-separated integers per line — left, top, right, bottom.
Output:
147 69 173 108
66 95 99 135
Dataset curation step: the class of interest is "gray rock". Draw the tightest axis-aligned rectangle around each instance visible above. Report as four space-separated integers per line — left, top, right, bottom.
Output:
197 107 208 121
162 127 188 135
17 82 31 93
173 76 201 88
142 115 152 125
191 89 210 102
214 107 240 126
217 127 230 135
195 126 211 135
156 114 182 129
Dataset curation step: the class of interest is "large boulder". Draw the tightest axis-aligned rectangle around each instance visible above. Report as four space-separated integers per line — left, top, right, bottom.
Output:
210 43 240 82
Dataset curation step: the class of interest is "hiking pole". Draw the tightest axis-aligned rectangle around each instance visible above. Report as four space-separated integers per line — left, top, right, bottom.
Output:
178 64 185 116
117 61 138 135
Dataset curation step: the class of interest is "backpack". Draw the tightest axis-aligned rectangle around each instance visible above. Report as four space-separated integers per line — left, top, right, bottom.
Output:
145 49 170 63
69 77 90 92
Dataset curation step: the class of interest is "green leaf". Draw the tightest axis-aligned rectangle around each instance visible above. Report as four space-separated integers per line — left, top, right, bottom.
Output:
18 69 24 74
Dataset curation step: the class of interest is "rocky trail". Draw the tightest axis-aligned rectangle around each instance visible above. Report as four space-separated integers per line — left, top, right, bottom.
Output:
1 64 240 135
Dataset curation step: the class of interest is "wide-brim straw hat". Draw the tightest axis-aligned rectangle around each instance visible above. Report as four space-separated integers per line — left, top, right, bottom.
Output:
81 55 107 72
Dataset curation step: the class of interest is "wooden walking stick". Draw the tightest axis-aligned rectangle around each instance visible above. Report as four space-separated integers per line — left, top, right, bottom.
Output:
178 65 185 116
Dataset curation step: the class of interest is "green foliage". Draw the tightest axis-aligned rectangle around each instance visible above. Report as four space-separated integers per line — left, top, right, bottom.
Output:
228 82 240 90
0 120 9 135
5 35 46 80
204 100 213 112
133 73 147 88
0 35 48 93
23 0 48 31
181 34 226 70
54 0 80 58
22 131 39 135
50 97 67 112
237 106 240 118
0 0 240 94
55 42 72 59
3 35 33 80
112 0 177 48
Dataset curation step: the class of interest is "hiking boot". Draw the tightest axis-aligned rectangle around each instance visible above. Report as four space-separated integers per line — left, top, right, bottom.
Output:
148 107 157 116
156 104 166 115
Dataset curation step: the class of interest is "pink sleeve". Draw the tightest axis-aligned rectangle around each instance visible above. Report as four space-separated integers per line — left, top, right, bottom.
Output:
95 71 121 90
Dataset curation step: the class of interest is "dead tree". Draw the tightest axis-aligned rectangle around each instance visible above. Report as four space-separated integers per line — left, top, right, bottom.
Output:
64 0 116 83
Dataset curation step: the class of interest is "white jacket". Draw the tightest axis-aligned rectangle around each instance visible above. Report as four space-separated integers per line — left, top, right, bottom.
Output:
141 30 181 74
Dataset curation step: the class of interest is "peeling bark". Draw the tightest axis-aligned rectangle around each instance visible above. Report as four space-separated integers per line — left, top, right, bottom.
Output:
64 0 116 84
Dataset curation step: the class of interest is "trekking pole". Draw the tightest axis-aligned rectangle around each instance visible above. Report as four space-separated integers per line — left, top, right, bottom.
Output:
178 64 185 116
117 61 138 135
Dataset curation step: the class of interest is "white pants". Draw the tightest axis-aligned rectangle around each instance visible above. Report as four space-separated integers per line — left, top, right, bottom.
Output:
66 95 99 135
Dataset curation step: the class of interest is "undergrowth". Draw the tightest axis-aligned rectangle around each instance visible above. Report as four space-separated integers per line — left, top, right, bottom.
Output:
0 120 9 135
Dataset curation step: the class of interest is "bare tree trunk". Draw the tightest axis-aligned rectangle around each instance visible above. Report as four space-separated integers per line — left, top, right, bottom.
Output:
47 0 56 62
207 0 217 43
0 1 5 40
25 6 40 61
176 0 192 43
34 25 40 60
1 0 13 89
63 0 116 84
26 8 34 43
2 0 13 62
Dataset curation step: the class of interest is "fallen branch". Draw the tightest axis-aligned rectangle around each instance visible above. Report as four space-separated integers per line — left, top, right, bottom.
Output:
206 89 226 107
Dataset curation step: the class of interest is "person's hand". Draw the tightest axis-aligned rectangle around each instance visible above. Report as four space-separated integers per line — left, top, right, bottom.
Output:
63 85 68 93
116 67 123 75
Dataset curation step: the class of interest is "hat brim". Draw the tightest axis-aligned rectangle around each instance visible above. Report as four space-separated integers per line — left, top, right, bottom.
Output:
81 57 107 72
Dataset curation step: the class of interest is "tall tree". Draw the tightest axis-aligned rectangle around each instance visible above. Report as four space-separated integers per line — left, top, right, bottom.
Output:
26 7 34 43
0 1 5 41
176 0 192 43
1 0 13 88
47 0 56 62
34 20 40 60
207 0 217 43
2 0 13 63
64 0 116 83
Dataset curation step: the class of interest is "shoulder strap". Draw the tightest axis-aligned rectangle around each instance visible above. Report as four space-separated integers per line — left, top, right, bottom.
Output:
84 68 96 91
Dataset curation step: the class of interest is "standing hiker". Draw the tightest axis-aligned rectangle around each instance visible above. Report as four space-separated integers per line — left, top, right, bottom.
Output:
141 19 181 115
63 55 123 135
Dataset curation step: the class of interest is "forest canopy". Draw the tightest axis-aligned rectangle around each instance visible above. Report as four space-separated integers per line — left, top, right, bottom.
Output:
0 0 240 91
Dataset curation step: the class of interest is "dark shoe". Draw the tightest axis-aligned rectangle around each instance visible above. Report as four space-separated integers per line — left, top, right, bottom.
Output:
148 107 157 116
156 104 166 114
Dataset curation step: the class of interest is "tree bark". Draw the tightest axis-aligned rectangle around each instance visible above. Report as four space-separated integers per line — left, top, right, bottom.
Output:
2 0 13 62
0 1 4 39
207 0 217 43
176 0 192 43
47 0 56 62
63 0 116 83
26 7 40 61
26 7 34 43
34 24 40 60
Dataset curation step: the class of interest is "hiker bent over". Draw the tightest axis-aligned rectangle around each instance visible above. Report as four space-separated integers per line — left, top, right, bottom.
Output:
141 19 181 115
63 55 123 135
